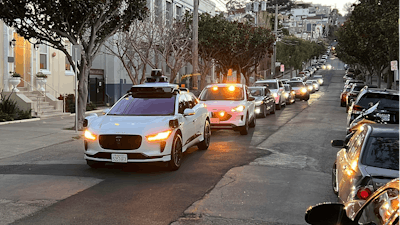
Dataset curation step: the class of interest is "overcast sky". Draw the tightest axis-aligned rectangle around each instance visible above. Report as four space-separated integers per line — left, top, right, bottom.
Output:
213 0 359 15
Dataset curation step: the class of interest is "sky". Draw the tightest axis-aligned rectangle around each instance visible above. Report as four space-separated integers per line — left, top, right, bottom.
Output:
212 0 359 16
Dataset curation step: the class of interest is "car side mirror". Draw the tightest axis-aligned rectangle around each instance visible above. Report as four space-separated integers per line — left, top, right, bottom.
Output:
102 108 110 115
183 108 195 116
305 203 352 225
248 96 255 101
331 140 345 148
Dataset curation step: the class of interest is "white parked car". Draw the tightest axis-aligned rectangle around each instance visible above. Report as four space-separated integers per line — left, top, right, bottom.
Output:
198 83 256 135
83 81 211 171
255 79 286 110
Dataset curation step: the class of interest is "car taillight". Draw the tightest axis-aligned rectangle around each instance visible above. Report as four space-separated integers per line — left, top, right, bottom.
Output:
357 187 372 200
352 105 363 111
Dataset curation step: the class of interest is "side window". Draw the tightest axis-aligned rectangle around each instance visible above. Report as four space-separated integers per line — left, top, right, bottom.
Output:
279 81 283 88
348 128 367 160
358 188 399 225
178 95 188 114
185 93 196 109
265 88 271 96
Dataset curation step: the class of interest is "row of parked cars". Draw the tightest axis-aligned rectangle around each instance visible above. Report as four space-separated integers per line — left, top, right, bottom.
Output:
306 68 399 225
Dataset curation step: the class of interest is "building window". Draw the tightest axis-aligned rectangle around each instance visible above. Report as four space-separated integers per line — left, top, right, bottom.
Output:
154 0 162 24
176 5 182 21
65 44 74 76
39 44 48 70
166 1 172 26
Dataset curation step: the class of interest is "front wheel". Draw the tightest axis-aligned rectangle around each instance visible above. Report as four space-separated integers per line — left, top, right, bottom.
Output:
276 98 282 110
261 105 267 118
168 134 183 171
197 120 211 150
270 104 276 114
332 162 339 196
249 114 256 128
240 116 249 135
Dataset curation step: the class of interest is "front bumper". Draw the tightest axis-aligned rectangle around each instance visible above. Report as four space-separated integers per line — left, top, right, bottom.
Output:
210 111 246 129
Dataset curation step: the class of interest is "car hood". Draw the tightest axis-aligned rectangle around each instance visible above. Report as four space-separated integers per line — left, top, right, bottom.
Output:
200 100 247 111
88 115 174 135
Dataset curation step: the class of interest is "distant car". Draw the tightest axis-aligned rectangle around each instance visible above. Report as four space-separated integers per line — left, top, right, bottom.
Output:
312 75 324 86
249 86 276 117
254 79 286 110
345 83 366 112
287 81 309 101
344 79 364 89
83 81 211 170
308 80 320 91
283 84 296 105
199 83 256 135
321 55 328 60
305 81 316 93
331 124 399 204
300 71 311 77
305 178 400 225
340 85 353 107
290 77 304 82
347 87 399 128
280 78 289 84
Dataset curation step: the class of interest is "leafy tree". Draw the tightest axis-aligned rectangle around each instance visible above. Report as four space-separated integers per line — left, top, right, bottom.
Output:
335 0 399 87
0 0 147 129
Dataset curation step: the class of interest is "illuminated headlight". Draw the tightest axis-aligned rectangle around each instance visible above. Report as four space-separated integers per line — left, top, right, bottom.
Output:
308 86 313 91
146 130 172 142
301 88 307 93
284 93 289 98
84 130 97 141
231 105 245 112
318 79 323 84
313 84 318 88
255 108 261 114
255 101 263 106
272 93 278 98
291 91 295 95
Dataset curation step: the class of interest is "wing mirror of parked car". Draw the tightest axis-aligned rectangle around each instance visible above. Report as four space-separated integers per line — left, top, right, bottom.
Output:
305 202 353 225
331 140 345 148
102 108 110 115
183 108 195 116
248 96 255 101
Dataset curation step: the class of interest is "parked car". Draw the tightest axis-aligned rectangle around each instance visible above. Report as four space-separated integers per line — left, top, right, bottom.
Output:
283 84 295 105
83 81 210 170
254 79 286 110
249 86 275 117
199 83 256 135
347 87 399 128
305 178 399 225
340 85 353 107
280 78 289 84
287 81 309 101
331 124 399 203
300 71 311 78
345 83 366 112
290 77 304 82
344 79 365 89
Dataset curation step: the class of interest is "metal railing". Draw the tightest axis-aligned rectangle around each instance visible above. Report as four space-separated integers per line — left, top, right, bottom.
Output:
20 77 46 115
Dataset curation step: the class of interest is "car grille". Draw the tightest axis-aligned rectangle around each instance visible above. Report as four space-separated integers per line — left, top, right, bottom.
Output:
211 112 232 121
99 135 142 150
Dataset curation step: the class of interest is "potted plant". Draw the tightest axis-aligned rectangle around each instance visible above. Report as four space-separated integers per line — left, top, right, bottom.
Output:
9 72 22 92
36 71 47 91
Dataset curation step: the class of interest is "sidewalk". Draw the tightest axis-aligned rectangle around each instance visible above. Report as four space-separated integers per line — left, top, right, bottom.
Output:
0 108 106 160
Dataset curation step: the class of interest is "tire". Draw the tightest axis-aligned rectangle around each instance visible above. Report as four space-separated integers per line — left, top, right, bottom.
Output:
340 101 346 107
86 160 104 169
168 134 183 171
261 105 267 118
276 98 282 110
332 162 339 196
197 120 211 150
270 104 276 114
240 116 249 135
346 106 349 113
249 114 256 128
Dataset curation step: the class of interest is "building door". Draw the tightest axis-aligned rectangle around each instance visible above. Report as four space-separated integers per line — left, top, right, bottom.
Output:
14 33 31 87
89 69 105 106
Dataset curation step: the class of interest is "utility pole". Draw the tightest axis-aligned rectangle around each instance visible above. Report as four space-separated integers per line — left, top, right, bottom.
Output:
270 3 278 78
192 0 199 90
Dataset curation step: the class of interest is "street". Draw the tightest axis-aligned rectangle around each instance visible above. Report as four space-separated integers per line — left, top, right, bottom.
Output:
1 58 349 225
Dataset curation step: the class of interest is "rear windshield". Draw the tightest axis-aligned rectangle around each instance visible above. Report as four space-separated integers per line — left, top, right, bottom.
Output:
199 86 244 101
287 82 304 87
255 82 277 89
362 137 399 170
108 96 175 116
249 88 263 96
357 93 399 110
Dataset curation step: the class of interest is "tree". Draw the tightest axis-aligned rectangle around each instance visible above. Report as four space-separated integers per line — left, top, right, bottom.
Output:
335 0 399 87
0 0 147 129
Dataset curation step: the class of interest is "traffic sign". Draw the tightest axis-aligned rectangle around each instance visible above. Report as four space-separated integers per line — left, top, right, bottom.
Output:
391 60 398 71
280 64 284 72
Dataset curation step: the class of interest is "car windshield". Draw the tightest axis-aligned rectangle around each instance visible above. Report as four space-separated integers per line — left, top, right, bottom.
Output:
352 86 363 92
255 82 277 89
358 93 399 109
288 82 303 87
108 95 175 116
249 88 262 96
199 86 244 101
362 137 399 170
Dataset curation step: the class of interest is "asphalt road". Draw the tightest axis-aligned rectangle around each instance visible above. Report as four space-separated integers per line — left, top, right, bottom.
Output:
0 57 348 225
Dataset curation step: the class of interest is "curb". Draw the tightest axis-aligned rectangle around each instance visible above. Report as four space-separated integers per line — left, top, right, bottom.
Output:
0 118 41 126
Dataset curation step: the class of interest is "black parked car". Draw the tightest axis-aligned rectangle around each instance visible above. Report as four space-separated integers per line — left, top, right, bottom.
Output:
249 86 275 118
347 87 399 128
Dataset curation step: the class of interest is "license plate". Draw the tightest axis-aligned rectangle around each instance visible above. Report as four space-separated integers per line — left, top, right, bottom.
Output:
112 154 128 163
379 114 390 122
210 118 220 124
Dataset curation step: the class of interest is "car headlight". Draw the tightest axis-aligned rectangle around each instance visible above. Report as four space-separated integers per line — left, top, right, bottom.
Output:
231 105 245 112
272 93 278 98
301 88 307 93
318 79 323 84
284 93 289 98
84 130 97 141
291 91 295 95
255 101 263 106
308 86 313 90
313 84 318 88
146 130 172 142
